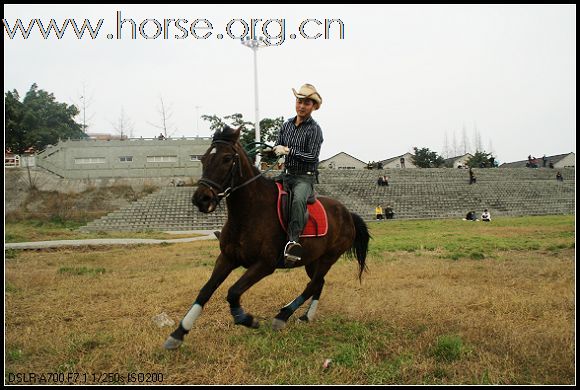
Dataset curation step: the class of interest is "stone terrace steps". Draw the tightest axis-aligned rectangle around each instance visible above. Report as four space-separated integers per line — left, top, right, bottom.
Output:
316 168 574 220
79 187 228 232
79 168 575 231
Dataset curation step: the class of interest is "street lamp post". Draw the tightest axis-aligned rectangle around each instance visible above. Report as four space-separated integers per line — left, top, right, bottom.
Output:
195 105 201 134
241 36 267 167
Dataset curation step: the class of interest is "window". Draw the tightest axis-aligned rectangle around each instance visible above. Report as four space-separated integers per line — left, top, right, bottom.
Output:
190 155 203 161
119 156 133 162
74 157 105 164
147 156 177 163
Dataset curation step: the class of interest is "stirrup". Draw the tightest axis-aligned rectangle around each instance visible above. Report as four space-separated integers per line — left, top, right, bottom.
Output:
284 241 303 265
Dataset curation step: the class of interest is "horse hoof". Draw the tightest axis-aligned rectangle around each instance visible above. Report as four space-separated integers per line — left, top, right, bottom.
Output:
272 318 287 331
298 314 309 323
163 336 183 350
251 318 260 329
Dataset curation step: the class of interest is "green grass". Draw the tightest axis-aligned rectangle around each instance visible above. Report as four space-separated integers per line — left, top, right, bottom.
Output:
57 266 106 276
230 315 395 384
430 335 466 362
368 215 574 260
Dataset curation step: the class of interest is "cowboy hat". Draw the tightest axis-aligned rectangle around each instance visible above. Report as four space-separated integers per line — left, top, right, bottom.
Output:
292 83 322 109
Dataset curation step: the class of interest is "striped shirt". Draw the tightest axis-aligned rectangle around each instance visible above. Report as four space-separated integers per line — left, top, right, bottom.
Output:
275 115 323 173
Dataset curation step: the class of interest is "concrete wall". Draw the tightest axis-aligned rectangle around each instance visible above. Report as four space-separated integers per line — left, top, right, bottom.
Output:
36 137 212 179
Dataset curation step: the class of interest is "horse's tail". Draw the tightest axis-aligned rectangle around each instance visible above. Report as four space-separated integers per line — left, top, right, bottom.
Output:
347 212 370 282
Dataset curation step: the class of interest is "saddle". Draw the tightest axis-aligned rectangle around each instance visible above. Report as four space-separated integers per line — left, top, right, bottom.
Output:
276 182 328 238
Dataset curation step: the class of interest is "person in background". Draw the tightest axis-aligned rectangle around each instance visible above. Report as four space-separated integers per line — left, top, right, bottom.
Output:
375 204 384 220
384 204 394 219
481 209 491 222
469 168 476 184
464 211 478 221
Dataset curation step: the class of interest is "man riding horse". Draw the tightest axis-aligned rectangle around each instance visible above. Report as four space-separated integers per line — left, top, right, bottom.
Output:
272 83 323 266
163 83 369 350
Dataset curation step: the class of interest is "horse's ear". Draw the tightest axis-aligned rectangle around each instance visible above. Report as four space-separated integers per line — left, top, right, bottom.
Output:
232 127 241 141
218 125 241 142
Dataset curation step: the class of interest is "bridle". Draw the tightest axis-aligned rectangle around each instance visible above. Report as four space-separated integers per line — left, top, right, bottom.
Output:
197 140 278 203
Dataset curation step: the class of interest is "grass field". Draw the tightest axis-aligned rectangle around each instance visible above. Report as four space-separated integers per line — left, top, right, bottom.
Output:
4 215 575 385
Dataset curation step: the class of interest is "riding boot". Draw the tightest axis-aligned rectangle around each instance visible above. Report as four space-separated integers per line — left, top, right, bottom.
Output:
283 175 313 266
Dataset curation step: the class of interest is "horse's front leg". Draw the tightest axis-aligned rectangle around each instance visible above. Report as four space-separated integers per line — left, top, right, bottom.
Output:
227 262 276 328
164 254 236 350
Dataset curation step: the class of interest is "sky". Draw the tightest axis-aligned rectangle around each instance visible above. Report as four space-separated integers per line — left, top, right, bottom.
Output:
3 4 576 164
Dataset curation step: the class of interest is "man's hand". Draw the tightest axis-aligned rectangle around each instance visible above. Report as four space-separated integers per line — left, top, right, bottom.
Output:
273 145 290 156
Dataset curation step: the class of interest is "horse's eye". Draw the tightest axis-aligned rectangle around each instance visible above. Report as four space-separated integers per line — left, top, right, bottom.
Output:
223 155 233 163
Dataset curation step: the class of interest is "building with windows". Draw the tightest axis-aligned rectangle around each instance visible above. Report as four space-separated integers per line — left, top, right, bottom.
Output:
35 137 211 179
379 152 417 168
319 152 367 170
499 152 575 168
444 153 474 168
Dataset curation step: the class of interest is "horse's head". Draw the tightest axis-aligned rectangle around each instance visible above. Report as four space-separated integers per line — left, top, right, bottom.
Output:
193 125 245 213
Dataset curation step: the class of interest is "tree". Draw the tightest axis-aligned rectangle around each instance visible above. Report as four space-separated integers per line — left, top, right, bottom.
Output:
201 113 284 164
411 147 445 168
466 151 498 168
5 83 85 154
5 90 26 153
201 114 227 132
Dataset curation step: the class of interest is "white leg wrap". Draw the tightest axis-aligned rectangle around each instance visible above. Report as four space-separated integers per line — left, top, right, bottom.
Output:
182 303 202 330
306 300 319 321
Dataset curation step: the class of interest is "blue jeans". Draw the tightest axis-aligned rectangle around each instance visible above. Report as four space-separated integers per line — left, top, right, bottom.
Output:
281 173 315 241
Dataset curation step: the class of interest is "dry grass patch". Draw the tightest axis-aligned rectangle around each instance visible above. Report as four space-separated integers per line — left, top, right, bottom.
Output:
5 221 575 385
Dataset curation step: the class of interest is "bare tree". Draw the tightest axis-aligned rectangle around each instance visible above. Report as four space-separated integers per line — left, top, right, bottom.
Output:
148 95 177 138
461 123 470 155
452 130 458 157
488 139 495 156
111 107 134 139
74 82 95 133
473 122 483 152
442 131 450 159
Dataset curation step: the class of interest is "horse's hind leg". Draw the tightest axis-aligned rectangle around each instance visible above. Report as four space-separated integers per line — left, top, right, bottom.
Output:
272 260 333 331
164 255 236 350
298 262 325 322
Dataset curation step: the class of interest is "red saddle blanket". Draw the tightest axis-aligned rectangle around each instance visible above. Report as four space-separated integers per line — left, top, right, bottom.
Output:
276 182 328 238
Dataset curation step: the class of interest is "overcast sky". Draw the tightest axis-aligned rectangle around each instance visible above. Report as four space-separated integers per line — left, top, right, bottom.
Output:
4 4 576 164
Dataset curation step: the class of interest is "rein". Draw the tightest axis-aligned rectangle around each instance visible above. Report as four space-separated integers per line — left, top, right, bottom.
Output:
197 140 281 202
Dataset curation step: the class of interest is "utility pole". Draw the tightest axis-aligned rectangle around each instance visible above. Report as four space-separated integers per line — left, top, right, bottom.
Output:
195 105 201 134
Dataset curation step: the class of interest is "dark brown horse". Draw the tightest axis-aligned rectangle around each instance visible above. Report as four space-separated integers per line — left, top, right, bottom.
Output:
164 126 370 350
